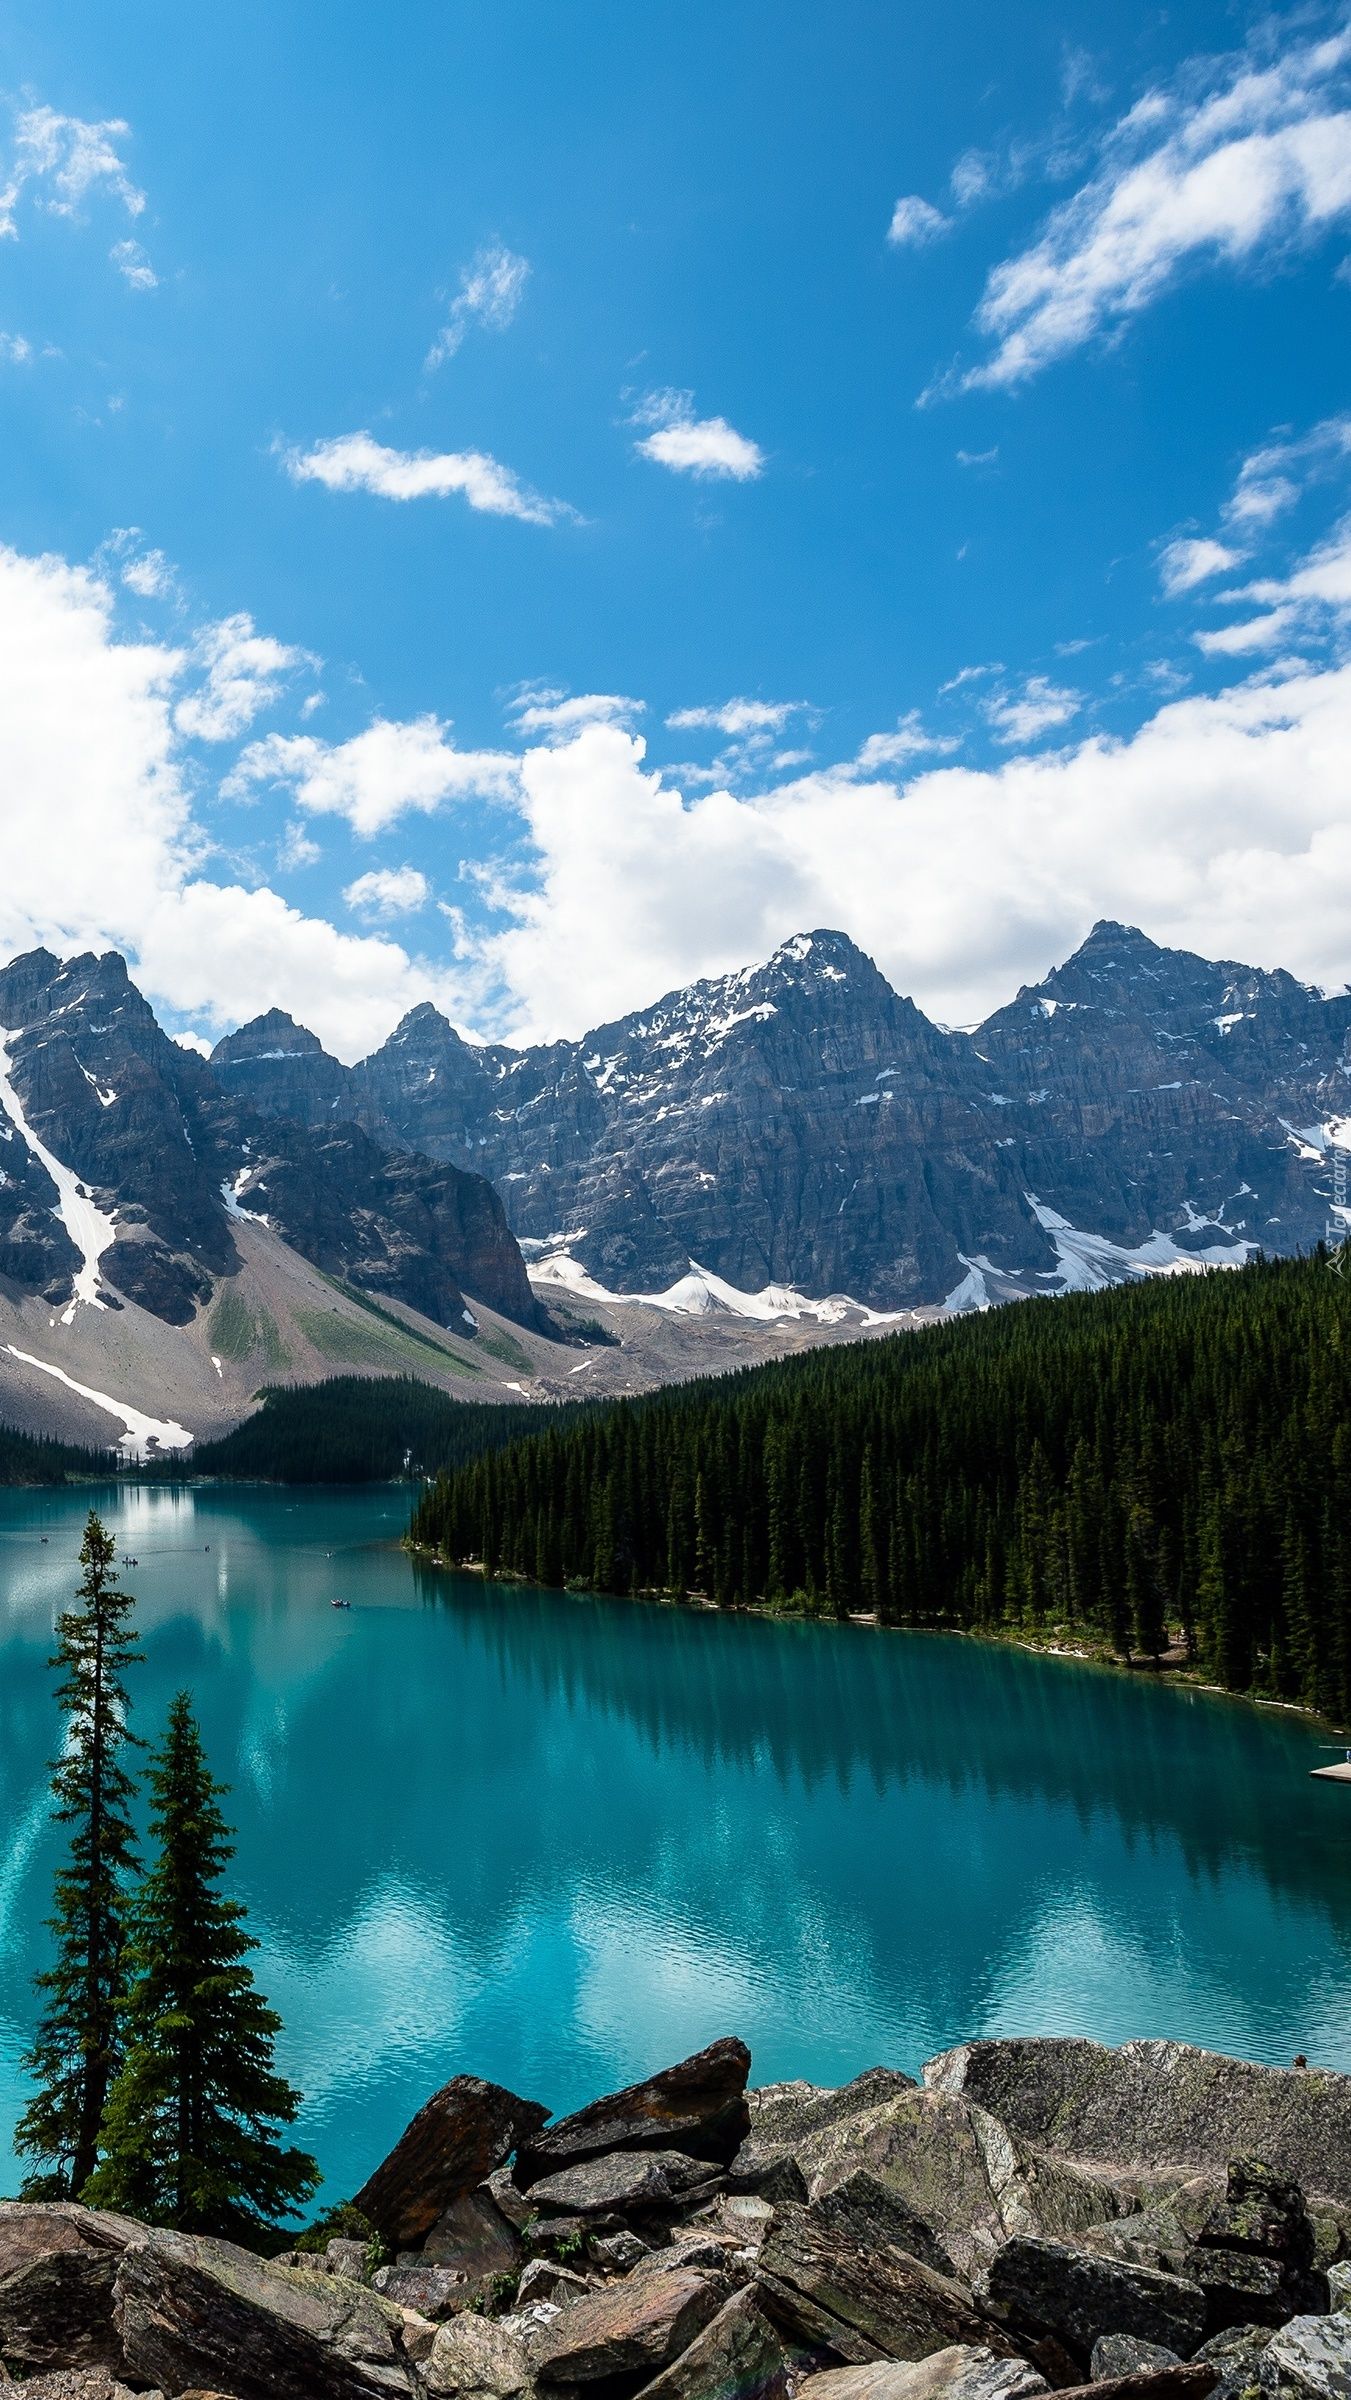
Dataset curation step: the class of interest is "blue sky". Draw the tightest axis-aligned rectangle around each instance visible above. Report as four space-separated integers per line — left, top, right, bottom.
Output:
0 0 1348 1054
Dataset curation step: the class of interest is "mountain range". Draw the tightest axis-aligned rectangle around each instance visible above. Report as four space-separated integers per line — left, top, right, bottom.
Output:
0 922 1347 1453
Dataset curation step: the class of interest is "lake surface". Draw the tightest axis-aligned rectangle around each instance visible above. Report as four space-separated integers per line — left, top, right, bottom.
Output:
2 1482 1350 2205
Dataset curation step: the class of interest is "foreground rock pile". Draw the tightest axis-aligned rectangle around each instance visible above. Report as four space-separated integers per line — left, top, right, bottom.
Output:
7 2036 1351 2400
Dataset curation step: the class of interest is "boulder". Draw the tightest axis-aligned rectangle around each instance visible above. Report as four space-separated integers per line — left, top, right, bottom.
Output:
590 2231 651 2273
1193 2327 1274 2400
526 2264 727 2384
976 2239 1207 2365
515 2042 750 2188
355 2079 549 2251
809 2176 956 2281
421 2193 522 2290
421 2313 533 2400
527 2150 718 2220
634 2286 795 2400
1045 2375 1218 2400
0 2205 141 2375
1094 2341 1184 2381
370 2264 479 2321
113 2231 415 2400
1257 2313 1351 2400
731 2077 918 2194
2 2377 151 2400
798 2346 1048 2400
924 2047 1351 2210
1329 2268 1351 2316
1191 2253 1326 2339
756 2206 1021 2367
326 2242 374 2283
515 2260 590 2310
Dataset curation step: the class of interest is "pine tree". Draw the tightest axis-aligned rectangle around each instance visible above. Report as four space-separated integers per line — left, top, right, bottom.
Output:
87 1693 318 2241
17 1511 142 2198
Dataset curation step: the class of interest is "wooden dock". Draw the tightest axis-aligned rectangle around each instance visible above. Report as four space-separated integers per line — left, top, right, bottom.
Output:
1311 1761 1351 1782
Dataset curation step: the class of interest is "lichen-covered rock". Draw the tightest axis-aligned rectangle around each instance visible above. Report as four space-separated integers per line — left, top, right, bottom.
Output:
925 2047 1351 2209
975 2238 1207 2364
526 2264 727 2384
0 2205 141 2375
809 2173 956 2281
1093 2339 1184 2380
515 2041 751 2189
1257 2313 1351 2399
634 2286 795 2400
514 2260 590 2311
1193 2326 1274 2400
370 2263 479 2321
355 2081 549 2252
421 2312 533 2400
732 2077 917 2194
113 2231 415 2400
756 2206 1020 2367
798 2347 1048 2400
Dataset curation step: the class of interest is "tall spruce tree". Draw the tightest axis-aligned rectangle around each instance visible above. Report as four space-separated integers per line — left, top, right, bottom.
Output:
87 1693 318 2240
17 1511 141 2198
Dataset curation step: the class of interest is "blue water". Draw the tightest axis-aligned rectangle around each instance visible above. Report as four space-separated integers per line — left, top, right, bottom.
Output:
2 1482 1350 2206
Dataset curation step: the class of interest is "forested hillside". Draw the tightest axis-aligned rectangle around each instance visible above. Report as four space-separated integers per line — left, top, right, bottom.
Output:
411 1252 1351 1715
0 1422 113 1484
188 1375 567 1482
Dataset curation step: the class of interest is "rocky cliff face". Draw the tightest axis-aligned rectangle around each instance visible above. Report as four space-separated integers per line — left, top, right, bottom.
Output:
0 950 541 1332
210 925 1351 1313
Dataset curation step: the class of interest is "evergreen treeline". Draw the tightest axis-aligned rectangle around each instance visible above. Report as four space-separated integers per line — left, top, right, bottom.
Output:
0 1420 114 1485
411 1251 1351 1716
186 1375 572 1483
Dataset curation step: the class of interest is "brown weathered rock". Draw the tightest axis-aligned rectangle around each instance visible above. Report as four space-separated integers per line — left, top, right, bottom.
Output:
798 2347 1048 2400
370 2263 478 2321
634 2285 795 2400
420 2192 522 2290
975 2239 1207 2366
0 2204 140 2375
113 2231 415 2400
2 2376 154 2400
355 2079 549 2251
756 2207 1020 2367
1050 2373 1218 2400
420 2313 533 2400
527 2264 727 2384
515 2041 751 2188
731 2077 918 2195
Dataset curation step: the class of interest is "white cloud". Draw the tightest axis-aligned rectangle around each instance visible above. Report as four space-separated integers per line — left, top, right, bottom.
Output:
630 390 764 481
666 699 805 736
172 1030 212 1057
120 549 174 599
344 865 431 919
956 445 998 468
0 545 480 1060
284 431 574 526
174 614 310 743
225 716 519 836
853 711 960 772
426 244 529 369
109 236 156 290
1224 412 1351 526
277 820 321 870
508 688 643 737
983 676 1081 744
964 27 1351 389
456 666 1351 1039
1194 606 1298 656
1158 535 1244 595
887 194 950 246
940 661 1002 693
1 105 146 237
0 331 30 363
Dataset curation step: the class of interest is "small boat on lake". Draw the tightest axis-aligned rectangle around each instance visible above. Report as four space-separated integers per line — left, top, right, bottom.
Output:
330 1597 351 1610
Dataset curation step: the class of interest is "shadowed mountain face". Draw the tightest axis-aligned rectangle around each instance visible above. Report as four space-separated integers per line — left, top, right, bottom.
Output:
207 922 1351 1312
0 950 541 1330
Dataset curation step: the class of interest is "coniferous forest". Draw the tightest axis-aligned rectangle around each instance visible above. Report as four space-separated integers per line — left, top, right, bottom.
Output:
411 1251 1351 1717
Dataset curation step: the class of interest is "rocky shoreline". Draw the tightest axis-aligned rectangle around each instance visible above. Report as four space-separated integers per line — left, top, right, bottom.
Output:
7 2035 1351 2400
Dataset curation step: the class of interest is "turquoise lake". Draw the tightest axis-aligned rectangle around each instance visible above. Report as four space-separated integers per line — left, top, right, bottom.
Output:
2 1481 1351 2206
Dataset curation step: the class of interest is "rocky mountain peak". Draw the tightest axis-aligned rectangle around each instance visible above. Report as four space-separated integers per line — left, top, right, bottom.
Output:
210 1008 328 1065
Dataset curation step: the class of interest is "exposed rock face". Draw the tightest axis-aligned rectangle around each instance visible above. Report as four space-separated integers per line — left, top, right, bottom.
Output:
925 2045 1351 2209
515 2039 752 2187
0 2204 138 2372
527 2150 721 2220
756 2205 1019 2365
975 2236 1208 2364
525 2261 728 2383
799 2348 1048 2400
207 922 1351 1313
113 2230 416 2399
0 948 542 1333
634 2285 796 2400
354 2077 549 2250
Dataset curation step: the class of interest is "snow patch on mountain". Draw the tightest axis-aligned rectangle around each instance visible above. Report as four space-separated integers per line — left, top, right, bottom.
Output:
1026 1195 1254 1292
4 1345 192 1458
0 1030 117 1322
529 1250 905 1325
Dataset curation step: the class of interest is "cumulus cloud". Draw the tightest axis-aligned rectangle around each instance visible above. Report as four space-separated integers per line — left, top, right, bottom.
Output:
174 614 311 742
1224 412 1351 527
344 866 431 919
109 236 156 289
630 390 764 481
852 712 960 772
284 431 574 526
983 676 1081 744
963 26 1351 390
426 244 529 369
225 716 519 835
887 194 950 246
1158 535 1244 595
0 331 31 363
